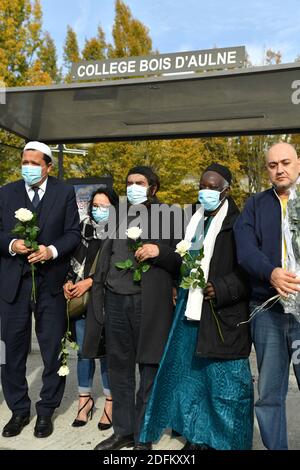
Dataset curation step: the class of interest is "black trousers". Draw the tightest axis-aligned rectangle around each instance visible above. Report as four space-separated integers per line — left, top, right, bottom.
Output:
0 275 66 417
105 289 158 443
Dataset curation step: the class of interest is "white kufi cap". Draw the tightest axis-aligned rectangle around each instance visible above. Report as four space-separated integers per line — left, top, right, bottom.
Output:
23 141 52 160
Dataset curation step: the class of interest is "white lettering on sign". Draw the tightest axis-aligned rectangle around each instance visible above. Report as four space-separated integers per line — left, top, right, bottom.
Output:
217 52 227 65
71 47 245 81
174 51 238 70
227 50 237 64
86 64 95 76
110 62 117 74
140 59 148 72
175 56 185 69
128 60 135 73
291 80 300 104
119 61 127 74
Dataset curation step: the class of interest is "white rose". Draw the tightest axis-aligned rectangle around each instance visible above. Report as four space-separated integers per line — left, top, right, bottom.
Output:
126 226 143 241
57 365 70 376
15 208 34 222
175 240 191 257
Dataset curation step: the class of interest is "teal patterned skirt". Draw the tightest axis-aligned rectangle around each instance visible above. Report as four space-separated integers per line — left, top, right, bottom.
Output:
140 288 254 450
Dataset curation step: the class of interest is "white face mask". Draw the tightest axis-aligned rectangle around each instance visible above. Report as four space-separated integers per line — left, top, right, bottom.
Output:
126 184 148 205
198 188 227 212
92 206 110 223
21 165 42 186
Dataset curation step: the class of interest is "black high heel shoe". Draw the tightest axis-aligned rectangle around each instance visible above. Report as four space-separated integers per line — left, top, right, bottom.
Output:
98 397 113 431
72 395 95 427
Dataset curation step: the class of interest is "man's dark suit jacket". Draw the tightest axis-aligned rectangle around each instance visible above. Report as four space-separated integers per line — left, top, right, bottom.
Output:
0 176 81 303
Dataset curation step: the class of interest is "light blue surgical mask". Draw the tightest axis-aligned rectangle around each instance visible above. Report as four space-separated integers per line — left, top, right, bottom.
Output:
92 206 110 223
198 188 225 212
22 165 42 186
127 184 148 205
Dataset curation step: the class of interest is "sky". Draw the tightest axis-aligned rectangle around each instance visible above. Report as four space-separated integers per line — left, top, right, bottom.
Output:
41 0 300 66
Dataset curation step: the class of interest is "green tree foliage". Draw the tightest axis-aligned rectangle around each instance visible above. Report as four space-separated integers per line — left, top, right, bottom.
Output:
0 0 57 185
24 58 52 85
63 25 80 82
290 134 300 152
109 0 152 58
232 136 271 195
38 31 60 82
0 0 43 85
0 138 23 185
82 25 109 61
63 138 245 206
232 134 292 196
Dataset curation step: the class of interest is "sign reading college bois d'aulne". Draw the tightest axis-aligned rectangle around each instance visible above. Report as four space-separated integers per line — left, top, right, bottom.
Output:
71 46 245 81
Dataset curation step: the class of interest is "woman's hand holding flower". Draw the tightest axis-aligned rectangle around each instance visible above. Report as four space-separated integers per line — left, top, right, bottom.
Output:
67 278 93 298
63 281 74 300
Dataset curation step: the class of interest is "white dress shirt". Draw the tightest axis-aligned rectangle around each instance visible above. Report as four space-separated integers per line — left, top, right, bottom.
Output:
26 178 47 202
9 178 58 259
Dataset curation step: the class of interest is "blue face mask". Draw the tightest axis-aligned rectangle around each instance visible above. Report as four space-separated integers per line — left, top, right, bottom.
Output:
198 189 225 212
22 165 42 186
127 184 148 205
92 207 110 223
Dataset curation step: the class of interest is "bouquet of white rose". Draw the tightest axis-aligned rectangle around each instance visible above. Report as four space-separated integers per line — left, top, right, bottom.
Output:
175 240 224 342
115 227 151 282
175 240 205 290
280 185 300 321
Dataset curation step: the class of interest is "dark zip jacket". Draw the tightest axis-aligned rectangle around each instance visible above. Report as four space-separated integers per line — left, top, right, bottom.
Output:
234 188 282 304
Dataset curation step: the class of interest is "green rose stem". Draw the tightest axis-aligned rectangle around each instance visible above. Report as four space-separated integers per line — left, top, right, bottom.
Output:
209 299 224 343
31 264 37 303
58 300 79 375
61 300 71 367
115 237 150 282
12 211 40 304
66 299 71 341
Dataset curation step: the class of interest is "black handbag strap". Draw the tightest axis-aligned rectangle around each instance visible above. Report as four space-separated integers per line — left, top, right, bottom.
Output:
89 249 100 277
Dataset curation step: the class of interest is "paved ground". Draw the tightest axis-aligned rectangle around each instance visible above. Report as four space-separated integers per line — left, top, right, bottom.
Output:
0 341 299 450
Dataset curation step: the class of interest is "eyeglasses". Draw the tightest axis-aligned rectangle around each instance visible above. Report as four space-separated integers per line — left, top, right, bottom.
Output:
92 204 111 209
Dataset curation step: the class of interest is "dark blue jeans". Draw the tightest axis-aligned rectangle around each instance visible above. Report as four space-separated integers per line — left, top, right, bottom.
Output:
75 316 110 396
251 304 300 449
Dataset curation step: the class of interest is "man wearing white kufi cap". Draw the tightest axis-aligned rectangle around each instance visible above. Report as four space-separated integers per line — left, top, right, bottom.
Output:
0 140 80 438
23 141 53 159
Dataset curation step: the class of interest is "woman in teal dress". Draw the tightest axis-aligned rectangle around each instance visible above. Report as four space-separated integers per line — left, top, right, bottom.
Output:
140 164 254 450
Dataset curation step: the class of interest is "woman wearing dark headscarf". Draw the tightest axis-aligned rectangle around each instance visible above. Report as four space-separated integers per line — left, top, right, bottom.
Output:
63 187 118 430
139 164 254 450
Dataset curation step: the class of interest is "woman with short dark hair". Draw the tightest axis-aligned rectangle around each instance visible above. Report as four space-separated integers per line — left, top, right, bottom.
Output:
63 187 118 430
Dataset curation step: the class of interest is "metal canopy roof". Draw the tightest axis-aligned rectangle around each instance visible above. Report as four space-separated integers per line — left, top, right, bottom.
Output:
1 62 300 144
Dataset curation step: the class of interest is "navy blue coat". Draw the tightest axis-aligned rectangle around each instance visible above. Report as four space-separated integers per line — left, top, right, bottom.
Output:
234 188 282 303
0 176 81 303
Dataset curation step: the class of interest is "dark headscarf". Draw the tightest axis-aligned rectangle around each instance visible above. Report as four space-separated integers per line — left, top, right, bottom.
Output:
126 165 160 192
204 163 232 185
